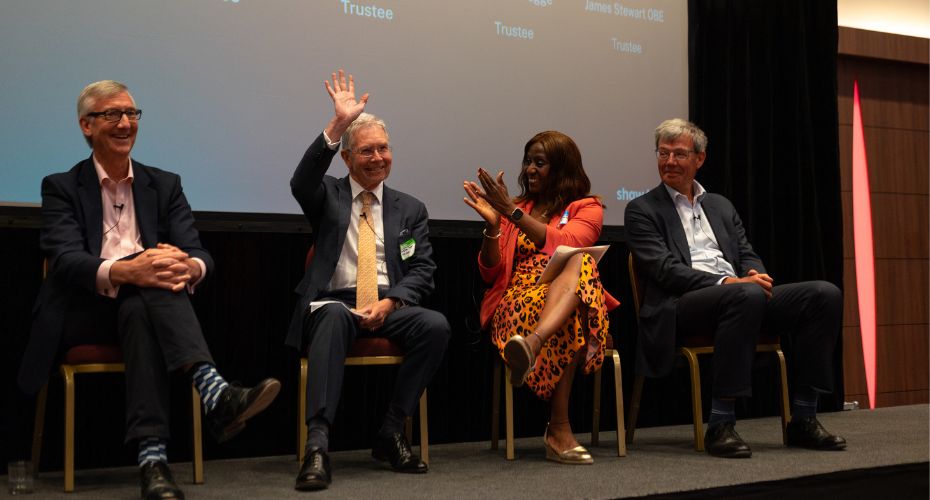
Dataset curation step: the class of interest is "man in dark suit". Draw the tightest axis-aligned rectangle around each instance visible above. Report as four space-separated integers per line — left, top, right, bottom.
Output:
288 70 449 491
624 118 846 458
18 80 280 499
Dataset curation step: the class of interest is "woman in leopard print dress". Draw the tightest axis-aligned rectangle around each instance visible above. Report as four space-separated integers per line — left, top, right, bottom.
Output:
464 131 619 464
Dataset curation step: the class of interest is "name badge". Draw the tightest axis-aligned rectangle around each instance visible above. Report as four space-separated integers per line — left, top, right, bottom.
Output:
399 238 415 260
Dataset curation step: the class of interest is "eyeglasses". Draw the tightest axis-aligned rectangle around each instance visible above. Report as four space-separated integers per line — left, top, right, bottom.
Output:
351 145 392 159
86 108 142 123
656 149 695 161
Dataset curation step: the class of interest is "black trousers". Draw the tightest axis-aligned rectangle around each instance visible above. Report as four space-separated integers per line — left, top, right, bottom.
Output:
676 281 842 398
302 288 450 425
62 286 213 442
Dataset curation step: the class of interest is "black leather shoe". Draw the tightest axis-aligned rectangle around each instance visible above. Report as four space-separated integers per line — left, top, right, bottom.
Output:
140 461 184 500
295 447 331 491
704 422 752 458
372 432 428 473
207 378 281 443
786 416 847 450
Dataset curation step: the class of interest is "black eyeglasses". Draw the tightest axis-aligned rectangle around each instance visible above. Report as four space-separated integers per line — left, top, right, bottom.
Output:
86 108 142 123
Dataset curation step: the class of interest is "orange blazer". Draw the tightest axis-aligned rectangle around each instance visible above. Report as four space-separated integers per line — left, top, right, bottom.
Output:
477 197 619 328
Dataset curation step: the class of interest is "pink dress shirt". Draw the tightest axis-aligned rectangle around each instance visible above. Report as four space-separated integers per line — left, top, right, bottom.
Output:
92 156 206 297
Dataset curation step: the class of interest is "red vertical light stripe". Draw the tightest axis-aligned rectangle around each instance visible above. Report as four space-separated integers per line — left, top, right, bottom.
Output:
851 81 877 409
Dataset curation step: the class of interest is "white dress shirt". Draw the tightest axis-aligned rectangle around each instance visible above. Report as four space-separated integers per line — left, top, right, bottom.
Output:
322 131 390 291
664 181 737 283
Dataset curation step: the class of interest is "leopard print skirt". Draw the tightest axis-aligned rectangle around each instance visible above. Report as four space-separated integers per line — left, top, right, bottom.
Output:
491 232 609 400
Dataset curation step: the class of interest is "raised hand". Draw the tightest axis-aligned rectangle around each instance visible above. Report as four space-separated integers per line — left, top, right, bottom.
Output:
324 69 369 129
463 180 500 226
476 167 515 217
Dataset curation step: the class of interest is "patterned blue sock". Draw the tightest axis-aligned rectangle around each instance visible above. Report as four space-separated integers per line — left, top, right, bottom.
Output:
138 437 167 466
708 398 736 426
792 390 819 419
191 363 229 413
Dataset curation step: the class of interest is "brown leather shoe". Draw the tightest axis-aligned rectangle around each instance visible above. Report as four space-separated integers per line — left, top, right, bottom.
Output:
207 378 281 443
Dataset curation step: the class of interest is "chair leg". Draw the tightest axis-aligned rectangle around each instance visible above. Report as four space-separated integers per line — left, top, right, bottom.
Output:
591 367 602 447
418 389 429 465
626 375 644 444
191 386 204 484
681 348 705 451
490 358 501 450
776 349 791 444
504 364 515 460
31 383 48 477
62 366 76 492
298 358 308 461
610 351 627 457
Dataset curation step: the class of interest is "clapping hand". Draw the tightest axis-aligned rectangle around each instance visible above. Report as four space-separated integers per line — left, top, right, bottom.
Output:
463 180 500 226
475 167 515 217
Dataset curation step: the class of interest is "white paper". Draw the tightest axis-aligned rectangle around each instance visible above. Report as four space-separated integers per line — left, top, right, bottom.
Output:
537 245 610 284
308 300 369 318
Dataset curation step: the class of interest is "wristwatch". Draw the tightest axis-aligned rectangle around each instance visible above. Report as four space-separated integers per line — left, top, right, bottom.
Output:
509 207 524 222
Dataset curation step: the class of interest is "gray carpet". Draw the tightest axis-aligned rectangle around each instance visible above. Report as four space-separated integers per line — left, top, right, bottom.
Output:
6 404 927 499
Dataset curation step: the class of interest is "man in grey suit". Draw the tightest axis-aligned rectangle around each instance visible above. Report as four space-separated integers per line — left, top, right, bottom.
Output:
624 118 846 459
288 70 449 491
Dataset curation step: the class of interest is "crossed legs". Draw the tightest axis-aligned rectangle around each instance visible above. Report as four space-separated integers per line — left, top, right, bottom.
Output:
519 253 588 454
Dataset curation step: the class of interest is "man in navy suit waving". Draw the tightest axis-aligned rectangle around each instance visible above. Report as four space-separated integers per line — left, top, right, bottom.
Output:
288 70 449 491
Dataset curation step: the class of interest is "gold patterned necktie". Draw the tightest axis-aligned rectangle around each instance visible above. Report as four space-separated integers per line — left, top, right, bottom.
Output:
356 191 379 309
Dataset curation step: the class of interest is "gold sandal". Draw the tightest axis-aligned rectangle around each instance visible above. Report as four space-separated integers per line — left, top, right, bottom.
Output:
543 425 593 465
503 335 534 387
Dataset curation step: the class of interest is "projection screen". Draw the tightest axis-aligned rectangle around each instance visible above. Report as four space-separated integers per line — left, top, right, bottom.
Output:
0 0 688 225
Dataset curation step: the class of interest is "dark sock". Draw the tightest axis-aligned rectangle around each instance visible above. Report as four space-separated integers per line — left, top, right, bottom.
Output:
378 405 405 437
708 398 736 427
305 416 330 453
792 389 819 419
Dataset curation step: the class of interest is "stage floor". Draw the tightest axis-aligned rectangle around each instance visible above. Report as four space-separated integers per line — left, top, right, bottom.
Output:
12 404 928 499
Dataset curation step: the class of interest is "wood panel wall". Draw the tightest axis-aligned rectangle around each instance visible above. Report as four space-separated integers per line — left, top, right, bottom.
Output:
837 27 929 407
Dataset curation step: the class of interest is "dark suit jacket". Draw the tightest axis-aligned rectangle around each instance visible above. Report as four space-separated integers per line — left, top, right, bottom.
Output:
17 156 213 394
624 183 764 378
285 134 437 349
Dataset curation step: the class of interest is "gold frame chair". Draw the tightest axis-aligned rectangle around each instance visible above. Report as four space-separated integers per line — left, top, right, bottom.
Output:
31 351 204 492
489 337 627 460
297 343 429 464
30 260 204 492
625 253 789 451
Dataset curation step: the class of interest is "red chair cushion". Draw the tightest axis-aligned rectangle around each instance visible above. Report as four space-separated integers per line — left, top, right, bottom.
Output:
63 344 124 364
347 338 405 358
605 335 615 350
